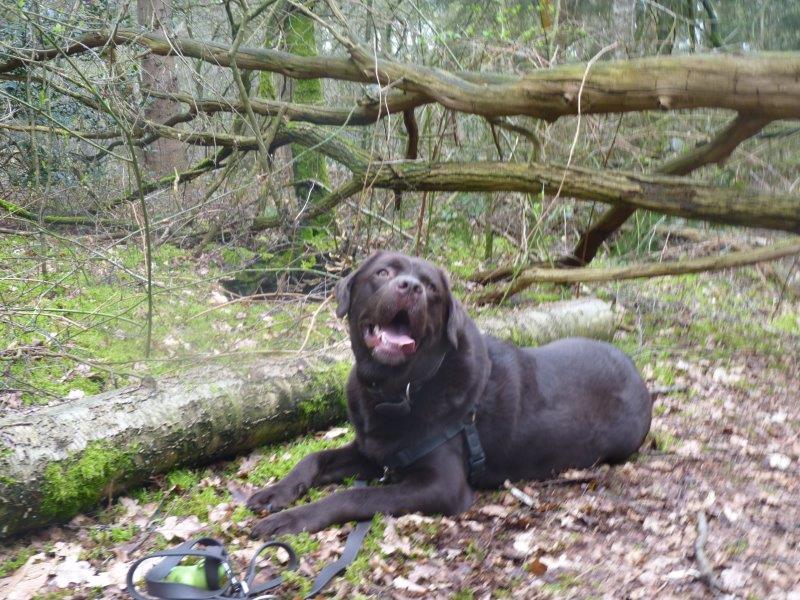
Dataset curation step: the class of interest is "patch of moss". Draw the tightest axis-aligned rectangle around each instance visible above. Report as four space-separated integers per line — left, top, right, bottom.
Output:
166 469 202 490
167 486 229 520
248 428 353 485
772 312 799 336
40 441 137 520
300 361 351 424
542 573 582 594
279 531 320 555
649 429 679 453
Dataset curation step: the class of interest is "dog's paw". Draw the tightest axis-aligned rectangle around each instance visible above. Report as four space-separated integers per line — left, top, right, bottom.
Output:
251 509 311 538
246 482 304 514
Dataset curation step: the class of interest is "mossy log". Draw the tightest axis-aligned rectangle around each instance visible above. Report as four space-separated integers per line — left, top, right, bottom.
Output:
0 299 614 538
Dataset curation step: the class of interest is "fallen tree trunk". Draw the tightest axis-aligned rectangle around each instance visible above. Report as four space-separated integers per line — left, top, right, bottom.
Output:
0 299 614 538
3 29 800 120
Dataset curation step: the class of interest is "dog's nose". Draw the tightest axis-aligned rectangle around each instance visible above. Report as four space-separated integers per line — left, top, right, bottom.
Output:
395 275 423 296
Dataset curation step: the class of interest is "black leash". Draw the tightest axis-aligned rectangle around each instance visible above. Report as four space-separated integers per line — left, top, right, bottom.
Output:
126 484 372 600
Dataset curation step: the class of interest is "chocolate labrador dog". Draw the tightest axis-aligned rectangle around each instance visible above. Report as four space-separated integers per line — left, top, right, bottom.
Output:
248 251 651 537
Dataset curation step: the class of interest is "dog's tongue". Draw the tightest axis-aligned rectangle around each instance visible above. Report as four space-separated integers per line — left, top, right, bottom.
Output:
380 325 416 354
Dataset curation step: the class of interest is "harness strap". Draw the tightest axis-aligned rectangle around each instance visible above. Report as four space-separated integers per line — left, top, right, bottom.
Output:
381 413 487 485
463 421 487 483
382 421 466 471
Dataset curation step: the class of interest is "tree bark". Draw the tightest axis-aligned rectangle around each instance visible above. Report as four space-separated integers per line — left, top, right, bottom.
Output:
566 114 772 267
0 299 614 538
136 0 186 176
284 12 330 210
3 29 800 120
475 238 800 304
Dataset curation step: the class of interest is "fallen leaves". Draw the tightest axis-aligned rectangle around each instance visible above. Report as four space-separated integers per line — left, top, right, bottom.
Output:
0 554 52 599
155 515 205 542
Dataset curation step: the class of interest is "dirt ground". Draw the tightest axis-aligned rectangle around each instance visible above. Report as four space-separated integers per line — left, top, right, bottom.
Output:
1 267 798 600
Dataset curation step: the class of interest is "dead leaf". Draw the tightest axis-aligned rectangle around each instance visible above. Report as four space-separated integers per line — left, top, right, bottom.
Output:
512 530 536 555
768 453 791 470
236 452 263 477
392 576 426 594
720 566 748 590
55 556 112 588
406 564 438 583
380 519 414 556
156 515 205 542
479 504 510 518
227 480 257 505
323 426 349 440
97 561 132 589
0 553 52 600
208 502 233 525
527 558 548 576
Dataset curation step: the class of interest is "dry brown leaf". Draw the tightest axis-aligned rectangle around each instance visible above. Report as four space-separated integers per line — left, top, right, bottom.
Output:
0 554 53 600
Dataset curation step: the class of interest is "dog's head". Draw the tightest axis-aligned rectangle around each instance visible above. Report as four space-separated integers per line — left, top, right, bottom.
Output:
335 251 465 366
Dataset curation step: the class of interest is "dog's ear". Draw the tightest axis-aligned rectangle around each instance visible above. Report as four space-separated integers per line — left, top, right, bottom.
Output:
440 269 466 348
334 251 384 318
334 271 356 318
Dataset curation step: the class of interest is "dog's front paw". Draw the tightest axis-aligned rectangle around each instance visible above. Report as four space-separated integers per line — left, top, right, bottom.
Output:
251 508 313 538
247 481 305 514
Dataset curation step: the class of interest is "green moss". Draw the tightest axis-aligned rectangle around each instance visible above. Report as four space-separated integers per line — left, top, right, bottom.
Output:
166 469 202 490
649 430 679 453
89 523 138 548
279 531 320 555
300 361 351 422
40 441 137 520
249 428 353 485
167 486 229 520
285 12 329 208
543 573 582 594
772 312 799 335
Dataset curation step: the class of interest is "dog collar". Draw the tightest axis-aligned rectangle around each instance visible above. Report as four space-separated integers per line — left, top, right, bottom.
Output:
370 352 448 416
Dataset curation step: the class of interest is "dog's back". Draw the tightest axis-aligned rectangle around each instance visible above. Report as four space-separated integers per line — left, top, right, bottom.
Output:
474 336 651 486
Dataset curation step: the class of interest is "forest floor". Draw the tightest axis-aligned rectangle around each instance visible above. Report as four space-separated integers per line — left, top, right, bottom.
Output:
1 232 799 600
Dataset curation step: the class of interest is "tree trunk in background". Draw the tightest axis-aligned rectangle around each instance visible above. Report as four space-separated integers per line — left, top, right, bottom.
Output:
612 0 636 57
284 12 330 215
136 0 186 176
0 299 615 538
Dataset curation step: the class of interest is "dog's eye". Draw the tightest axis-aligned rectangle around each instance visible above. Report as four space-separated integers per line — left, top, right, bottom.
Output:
427 282 437 293
376 268 389 277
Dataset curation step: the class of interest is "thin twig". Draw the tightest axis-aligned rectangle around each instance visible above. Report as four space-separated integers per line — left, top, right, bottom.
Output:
503 480 537 507
694 511 726 596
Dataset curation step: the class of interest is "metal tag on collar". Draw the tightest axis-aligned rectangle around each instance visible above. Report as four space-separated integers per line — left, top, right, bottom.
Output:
379 465 392 483
405 382 411 403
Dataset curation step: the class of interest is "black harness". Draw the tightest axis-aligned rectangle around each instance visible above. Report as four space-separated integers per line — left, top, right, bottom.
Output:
366 355 487 485
381 408 487 485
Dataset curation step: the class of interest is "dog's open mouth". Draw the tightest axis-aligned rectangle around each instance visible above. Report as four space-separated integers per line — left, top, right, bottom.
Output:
363 309 417 358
